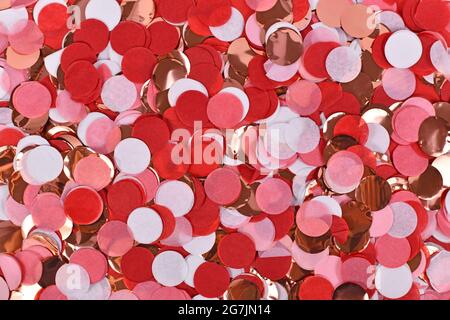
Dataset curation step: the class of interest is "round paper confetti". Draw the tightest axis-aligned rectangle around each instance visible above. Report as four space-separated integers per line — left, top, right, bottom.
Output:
0 0 448 302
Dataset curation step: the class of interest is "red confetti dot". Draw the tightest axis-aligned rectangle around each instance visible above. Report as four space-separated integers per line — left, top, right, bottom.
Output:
147 21 180 55
64 187 104 225
64 61 100 101
121 247 155 283
38 3 68 33
0 128 25 147
333 115 369 144
194 262 230 298
73 19 109 54
107 179 146 222
185 198 220 236
122 47 157 83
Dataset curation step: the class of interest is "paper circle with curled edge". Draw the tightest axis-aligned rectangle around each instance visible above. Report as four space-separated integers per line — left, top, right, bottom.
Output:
85 0 121 31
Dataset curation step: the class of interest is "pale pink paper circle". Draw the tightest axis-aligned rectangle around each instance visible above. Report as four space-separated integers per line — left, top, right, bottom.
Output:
14 250 42 285
97 221 134 257
245 13 263 47
0 277 10 300
263 123 297 160
0 67 10 99
325 46 362 83
85 117 122 154
324 150 364 192
426 251 450 293
21 145 63 185
5 196 29 226
114 138 151 175
256 178 292 215
291 242 329 271
284 117 321 154
402 97 435 116
73 155 113 191
393 105 429 143
155 180 194 217
375 264 413 299
314 255 343 288
0 253 22 290
13 81 51 118
303 27 340 49
55 263 90 297
8 19 43 55
264 59 300 82
127 207 163 245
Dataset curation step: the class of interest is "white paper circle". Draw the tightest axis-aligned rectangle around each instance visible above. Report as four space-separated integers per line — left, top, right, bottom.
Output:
152 251 188 287
85 0 121 30
127 207 163 244
114 138 151 175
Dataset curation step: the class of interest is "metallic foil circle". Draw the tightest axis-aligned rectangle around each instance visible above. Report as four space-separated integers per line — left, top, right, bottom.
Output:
333 283 368 300
266 28 303 66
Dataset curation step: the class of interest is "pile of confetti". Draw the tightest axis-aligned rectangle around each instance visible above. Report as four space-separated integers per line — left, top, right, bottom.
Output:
0 0 449 301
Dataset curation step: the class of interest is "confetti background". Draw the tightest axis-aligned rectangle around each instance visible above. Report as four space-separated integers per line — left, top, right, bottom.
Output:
0 0 449 301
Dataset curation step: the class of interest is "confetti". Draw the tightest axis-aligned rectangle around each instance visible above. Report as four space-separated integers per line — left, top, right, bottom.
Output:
0 0 449 302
